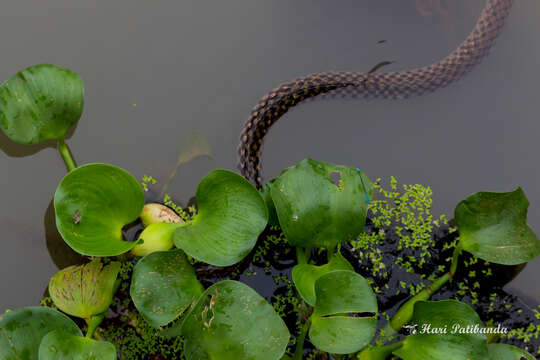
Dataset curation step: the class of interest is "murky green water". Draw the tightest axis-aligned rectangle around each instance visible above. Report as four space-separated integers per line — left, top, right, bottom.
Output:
1 0 539 311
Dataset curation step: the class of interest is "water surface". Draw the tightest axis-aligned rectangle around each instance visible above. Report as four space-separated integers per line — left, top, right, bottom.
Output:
1 0 539 310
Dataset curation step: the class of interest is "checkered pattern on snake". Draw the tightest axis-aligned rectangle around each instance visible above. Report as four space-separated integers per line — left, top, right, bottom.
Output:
237 0 514 189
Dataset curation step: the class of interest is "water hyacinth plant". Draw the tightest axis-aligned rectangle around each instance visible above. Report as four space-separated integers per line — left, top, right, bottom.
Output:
0 64 539 359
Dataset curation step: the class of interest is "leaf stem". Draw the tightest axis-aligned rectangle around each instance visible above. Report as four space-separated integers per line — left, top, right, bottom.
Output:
450 243 461 277
85 313 105 338
388 272 452 332
296 247 309 265
357 341 404 359
293 316 311 360
58 137 77 172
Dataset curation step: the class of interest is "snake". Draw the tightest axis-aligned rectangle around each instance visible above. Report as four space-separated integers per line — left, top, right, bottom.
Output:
237 0 514 189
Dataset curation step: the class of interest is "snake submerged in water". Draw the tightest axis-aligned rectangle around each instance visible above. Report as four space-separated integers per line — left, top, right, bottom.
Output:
237 0 514 188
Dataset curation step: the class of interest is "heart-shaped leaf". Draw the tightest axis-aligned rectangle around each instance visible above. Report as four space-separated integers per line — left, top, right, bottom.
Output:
181 280 289 360
130 249 203 328
49 259 120 320
173 169 268 266
292 251 353 306
455 188 540 265
0 64 84 144
270 158 372 249
54 163 145 256
131 222 185 257
392 300 489 360
39 330 116 360
487 343 535 360
0 307 81 360
309 270 378 354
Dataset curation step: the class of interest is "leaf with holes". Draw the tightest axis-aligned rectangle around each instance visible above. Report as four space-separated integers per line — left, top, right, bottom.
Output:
130 249 203 328
181 280 289 360
49 259 120 320
392 300 489 360
309 270 378 354
0 307 82 360
54 163 145 256
270 158 372 249
39 330 116 360
173 169 268 266
455 188 540 265
292 251 353 306
0 64 84 144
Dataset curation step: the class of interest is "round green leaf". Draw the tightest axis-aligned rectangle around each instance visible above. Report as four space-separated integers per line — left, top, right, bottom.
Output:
54 163 145 256
49 259 120 320
309 270 378 354
270 158 372 249
39 330 116 360
0 64 84 144
0 307 81 360
181 280 289 360
393 300 489 360
173 169 268 266
455 188 540 265
292 251 353 306
487 343 535 360
130 249 203 328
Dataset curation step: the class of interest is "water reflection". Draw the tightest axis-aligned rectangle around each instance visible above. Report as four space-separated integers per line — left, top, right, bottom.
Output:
44 199 85 270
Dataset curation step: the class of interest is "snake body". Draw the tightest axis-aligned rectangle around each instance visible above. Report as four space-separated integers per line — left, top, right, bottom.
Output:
237 0 514 188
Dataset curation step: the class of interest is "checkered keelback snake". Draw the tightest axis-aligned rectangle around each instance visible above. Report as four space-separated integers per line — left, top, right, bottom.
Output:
237 0 514 189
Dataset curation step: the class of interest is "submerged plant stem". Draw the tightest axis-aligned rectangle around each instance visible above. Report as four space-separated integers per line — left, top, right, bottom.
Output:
293 317 311 360
388 272 452 332
58 137 77 172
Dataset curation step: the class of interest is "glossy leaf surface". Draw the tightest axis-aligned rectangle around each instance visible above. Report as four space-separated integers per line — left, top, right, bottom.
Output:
487 343 535 360
309 270 378 354
455 188 540 265
270 158 372 248
181 280 289 360
0 307 81 360
130 249 203 328
54 163 145 256
49 259 120 319
393 300 489 360
0 64 84 144
39 330 116 360
173 169 268 266
292 251 353 306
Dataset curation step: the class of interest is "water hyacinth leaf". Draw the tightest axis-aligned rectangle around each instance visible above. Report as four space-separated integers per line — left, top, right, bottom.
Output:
292 251 353 306
270 158 372 249
260 180 279 227
39 330 116 360
130 249 203 328
393 300 489 360
54 163 145 256
49 259 120 320
455 188 540 265
309 270 378 354
181 280 289 360
173 169 268 266
0 307 81 360
0 64 84 144
487 343 535 360
131 222 185 257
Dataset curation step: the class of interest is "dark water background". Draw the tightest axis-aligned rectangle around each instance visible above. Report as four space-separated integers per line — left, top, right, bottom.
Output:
1 0 539 311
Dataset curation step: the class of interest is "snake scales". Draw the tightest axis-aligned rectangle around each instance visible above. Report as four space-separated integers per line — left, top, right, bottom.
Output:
237 0 514 189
